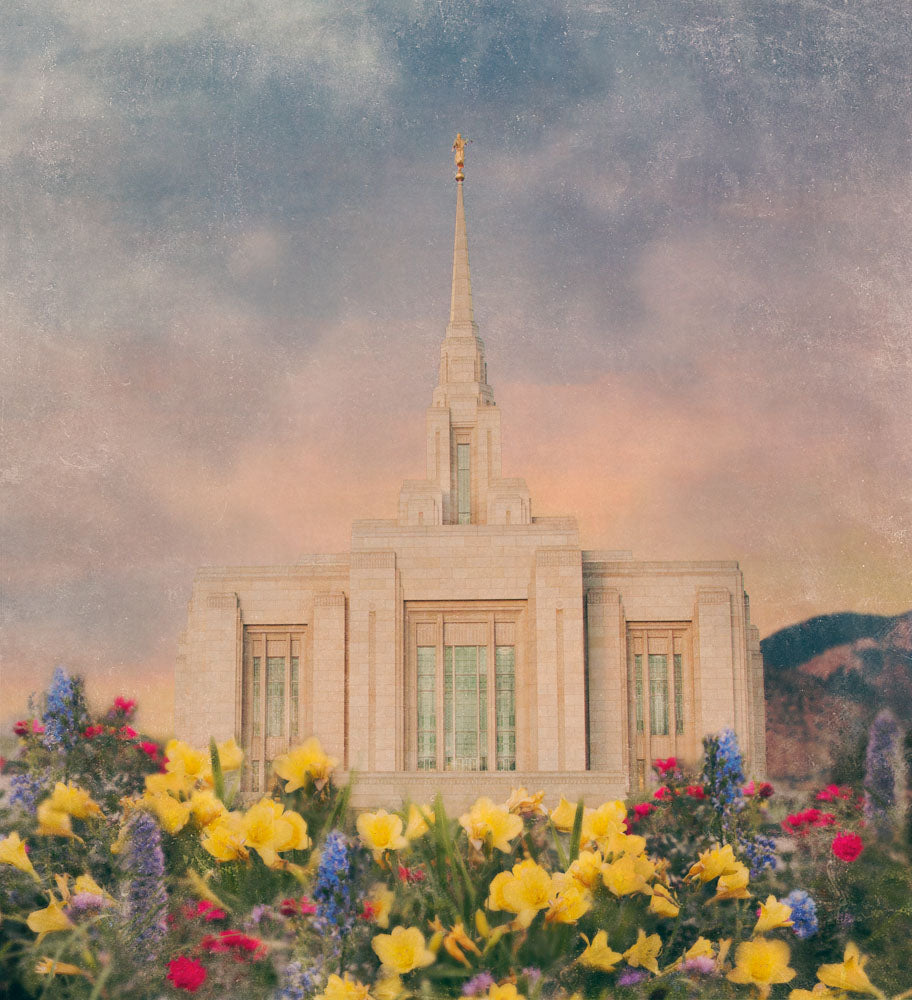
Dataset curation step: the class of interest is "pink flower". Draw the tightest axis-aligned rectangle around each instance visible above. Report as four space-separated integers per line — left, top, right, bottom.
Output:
653 785 673 801
167 956 207 992
397 864 426 884
83 724 105 739
633 802 655 820
118 726 137 740
653 757 678 776
360 901 376 920
184 900 226 922
113 696 137 716
14 719 44 737
138 740 161 758
279 897 317 917
831 832 864 862
201 929 266 960
686 785 707 799
816 784 853 802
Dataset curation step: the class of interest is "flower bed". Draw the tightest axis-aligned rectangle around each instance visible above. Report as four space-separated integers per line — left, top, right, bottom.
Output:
1 669 911 999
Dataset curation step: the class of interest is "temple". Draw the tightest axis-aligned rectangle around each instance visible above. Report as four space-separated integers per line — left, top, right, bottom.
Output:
174 139 766 807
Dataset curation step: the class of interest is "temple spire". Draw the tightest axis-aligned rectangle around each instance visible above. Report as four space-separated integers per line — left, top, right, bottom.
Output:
449 134 475 328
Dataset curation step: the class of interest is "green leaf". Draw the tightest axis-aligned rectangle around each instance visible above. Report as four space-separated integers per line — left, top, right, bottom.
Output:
209 737 225 802
568 800 585 863
549 818 568 869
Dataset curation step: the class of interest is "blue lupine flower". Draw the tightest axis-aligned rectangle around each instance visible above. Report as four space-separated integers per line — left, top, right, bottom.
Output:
702 728 746 813
10 773 44 813
123 810 168 954
784 890 819 939
864 710 901 837
274 960 319 1000
741 832 777 876
41 667 87 752
312 830 355 930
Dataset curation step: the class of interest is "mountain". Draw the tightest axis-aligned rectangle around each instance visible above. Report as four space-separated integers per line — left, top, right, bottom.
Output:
761 610 912 784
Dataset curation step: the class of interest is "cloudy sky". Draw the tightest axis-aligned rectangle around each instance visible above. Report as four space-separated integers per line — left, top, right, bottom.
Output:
2 1 910 736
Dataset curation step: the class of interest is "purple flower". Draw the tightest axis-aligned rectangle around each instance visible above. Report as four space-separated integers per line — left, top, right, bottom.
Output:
122 810 168 954
864 709 902 837
463 972 496 996
66 893 106 918
521 967 542 984
681 956 716 975
41 667 88 752
617 967 649 986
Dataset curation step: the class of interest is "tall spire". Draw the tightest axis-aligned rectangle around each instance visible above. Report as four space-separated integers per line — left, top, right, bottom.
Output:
449 133 475 328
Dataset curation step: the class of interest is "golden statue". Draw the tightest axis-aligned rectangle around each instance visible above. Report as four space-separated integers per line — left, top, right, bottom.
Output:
453 133 468 177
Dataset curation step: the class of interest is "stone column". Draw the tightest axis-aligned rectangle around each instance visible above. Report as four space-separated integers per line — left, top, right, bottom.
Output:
586 588 627 772
312 593 347 763
694 588 735 739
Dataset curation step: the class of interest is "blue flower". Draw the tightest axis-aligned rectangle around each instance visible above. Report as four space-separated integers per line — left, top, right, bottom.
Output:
702 728 746 813
784 890 819 939
312 830 355 930
41 667 87 752
10 773 44 813
123 810 168 955
274 960 319 1000
741 832 777 876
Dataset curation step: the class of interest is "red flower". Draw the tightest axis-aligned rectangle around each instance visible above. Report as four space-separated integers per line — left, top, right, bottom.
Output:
279 897 317 917
831 832 864 862
816 784 853 802
139 741 161 758
184 900 226 922
397 864 426 884
360 901 377 920
633 802 655 820
653 757 678 776
201 929 266 960
14 719 44 737
167 956 207 992
757 782 774 799
113 696 137 716
118 726 138 740
83 724 105 739
686 785 707 799
0 756 5 772
653 785 673 801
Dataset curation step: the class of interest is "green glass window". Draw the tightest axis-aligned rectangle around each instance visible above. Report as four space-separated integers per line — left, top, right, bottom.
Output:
495 646 516 770
290 656 299 738
634 654 644 733
674 653 684 735
444 645 486 770
457 443 471 524
252 657 261 738
266 656 285 737
417 646 436 770
649 654 669 736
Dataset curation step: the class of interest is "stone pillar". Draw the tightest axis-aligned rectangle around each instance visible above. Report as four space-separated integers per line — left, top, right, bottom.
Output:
747 624 767 777
348 552 399 771
533 548 587 770
312 593 347 763
694 588 735 739
586 588 627 772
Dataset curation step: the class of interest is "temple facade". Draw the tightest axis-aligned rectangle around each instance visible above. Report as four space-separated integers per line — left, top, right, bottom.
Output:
174 142 766 808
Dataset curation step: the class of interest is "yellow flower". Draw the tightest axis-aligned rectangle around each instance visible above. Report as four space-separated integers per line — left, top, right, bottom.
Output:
709 862 750 902
27 895 74 943
272 737 338 793
727 938 796 998
549 797 580 833
816 943 882 997
504 787 546 817
403 803 434 841
790 988 835 1000
578 930 623 971
443 921 482 966
755 895 794 934
36 801 78 840
648 884 680 918
459 797 523 853
276 809 311 852
486 859 553 927
145 771 193 797
73 873 110 900
189 788 228 828
316 973 373 1000
145 792 191 834
201 813 249 862
581 801 627 850
686 843 741 882
372 926 436 974
373 973 403 1000
602 855 651 898
215 737 244 772
35 957 89 977
48 783 102 819
366 884 396 928
684 937 715 960
243 798 307 867
556 850 606 892
485 986 525 1000
624 929 662 975
0 832 39 880
546 884 591 924
358 810 409 859
164 739 210 782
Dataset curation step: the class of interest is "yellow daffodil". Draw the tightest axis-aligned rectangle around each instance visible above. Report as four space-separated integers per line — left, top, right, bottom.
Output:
372 926 436 974
727 938 796 998
624 929 662 974
648 884 680 918
709 862 750 902
272 737 338 793
459 797 523 853
277 808 311 852
755 895 794 934
581 801 627 850
48 783 103 819
403 803 434 841
443 921 482 966
485 986 525 1000
684 937 714 960
505 787 546 816
816 943 882 997
35 958 89 977
36 801 79 840
357 810 409 860
602 855 652 898
215 737 244 772
27 895 74 943
189 788 228 828
0 832 39 880
790 988 835 1000
373 973 403 1000
578 930 623 971
316 973 373 1000
242 798 308 867
144 792 191 834
485 859 552 927
145 770 192 798
686 843 741 882
556 850 606 892
164 739 210 782
546 885 591 924
549 797 581 833
366 884 396 928
201 812 249 861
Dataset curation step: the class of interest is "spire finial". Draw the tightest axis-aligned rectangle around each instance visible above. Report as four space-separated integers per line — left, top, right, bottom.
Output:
449 134 475 326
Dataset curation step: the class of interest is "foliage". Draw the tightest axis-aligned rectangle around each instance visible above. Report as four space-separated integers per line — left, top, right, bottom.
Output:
2 671 912 1000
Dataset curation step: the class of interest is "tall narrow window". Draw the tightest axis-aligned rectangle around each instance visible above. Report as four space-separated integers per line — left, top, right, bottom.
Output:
457 443 471 524
444 645 486 770
495 646 516 770
416 647 436 770
649 654 669 736
674 653 684 736
252 657 261 738
634 654 644 733
266 656 285 737
290 656 299 739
